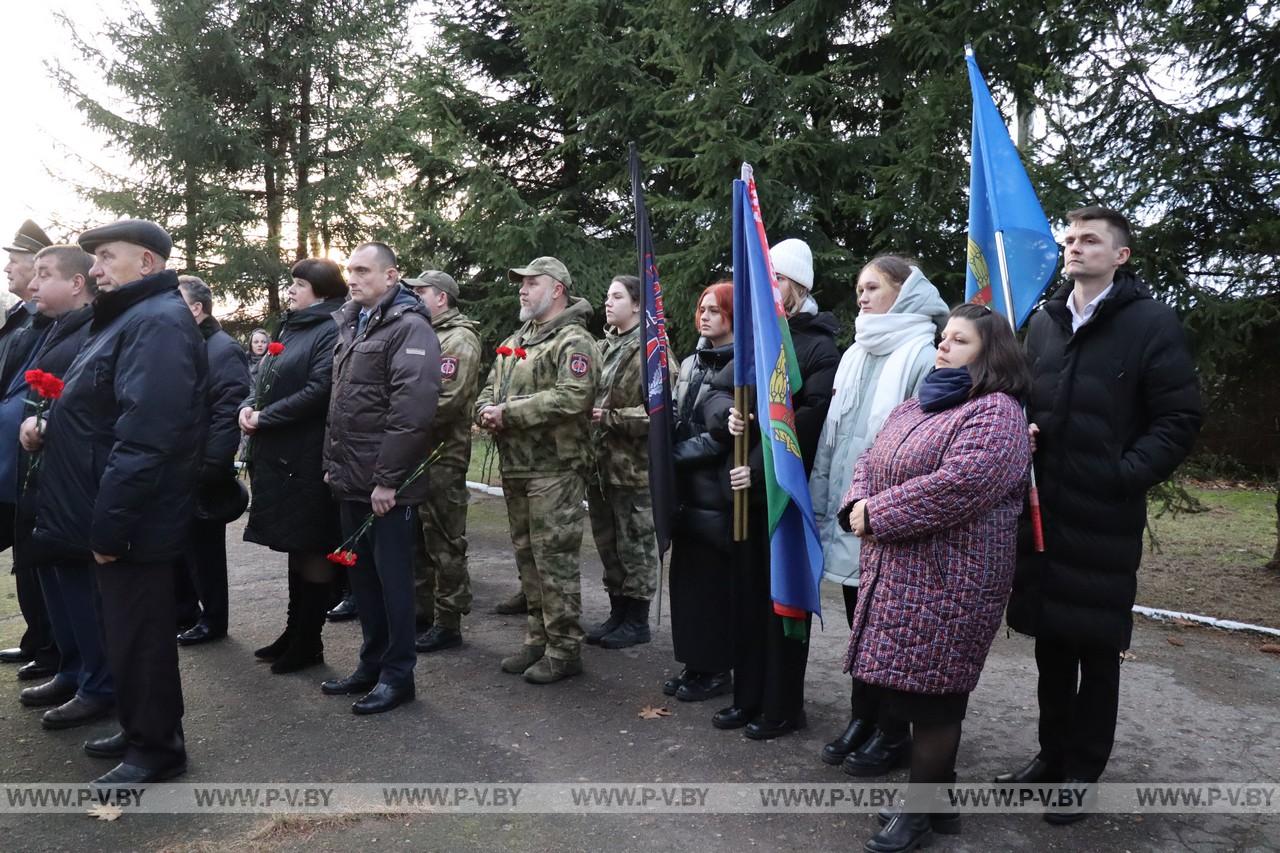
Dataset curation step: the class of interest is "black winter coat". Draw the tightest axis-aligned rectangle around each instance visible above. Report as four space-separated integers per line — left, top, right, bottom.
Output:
242 297 343 553
671 343 735 550
0 302 43 394
1006 271 1202 649
33 271 208 564
198 316 251 475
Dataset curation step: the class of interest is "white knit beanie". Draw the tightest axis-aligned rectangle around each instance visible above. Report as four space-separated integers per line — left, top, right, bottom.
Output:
769 238 814 290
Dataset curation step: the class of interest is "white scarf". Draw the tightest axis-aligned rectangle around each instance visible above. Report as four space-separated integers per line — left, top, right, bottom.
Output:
824 312 937 446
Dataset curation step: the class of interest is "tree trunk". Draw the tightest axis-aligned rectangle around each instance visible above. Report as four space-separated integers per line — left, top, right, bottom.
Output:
1267 483 1280 570
183 161 199 272
294 6 314 263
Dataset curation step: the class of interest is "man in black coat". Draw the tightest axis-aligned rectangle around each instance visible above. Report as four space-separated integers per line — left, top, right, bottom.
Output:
0 219 57 677
998 207 1202 816
174 275 251 646
23 219 207 784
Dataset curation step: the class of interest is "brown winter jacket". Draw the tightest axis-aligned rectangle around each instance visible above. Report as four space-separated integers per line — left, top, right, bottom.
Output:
324 283 441 505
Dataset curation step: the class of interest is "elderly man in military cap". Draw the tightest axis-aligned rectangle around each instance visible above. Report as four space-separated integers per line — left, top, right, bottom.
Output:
21 218 207 784
406 271 482 653
0 219 58 679
475 257 600 683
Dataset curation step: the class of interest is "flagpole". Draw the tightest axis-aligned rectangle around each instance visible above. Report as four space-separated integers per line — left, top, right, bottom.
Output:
994 231 1046 553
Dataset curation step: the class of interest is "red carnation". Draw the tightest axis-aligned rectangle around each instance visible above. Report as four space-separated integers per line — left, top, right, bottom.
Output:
514 347 528 359
267 342 285 356
496 345 514 357
326 549 358 567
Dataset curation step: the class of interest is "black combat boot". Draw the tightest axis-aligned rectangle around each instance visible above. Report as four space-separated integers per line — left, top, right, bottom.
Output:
600 597 651 649
584 594 626 645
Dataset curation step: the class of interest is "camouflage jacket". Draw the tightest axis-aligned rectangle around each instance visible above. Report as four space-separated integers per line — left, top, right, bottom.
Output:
430 308 483 472
474 297 601 478
592 324 650 487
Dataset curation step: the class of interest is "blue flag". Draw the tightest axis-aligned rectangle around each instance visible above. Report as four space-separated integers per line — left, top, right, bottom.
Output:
731 167 824 624
630 144 675 558
965 48 1059 329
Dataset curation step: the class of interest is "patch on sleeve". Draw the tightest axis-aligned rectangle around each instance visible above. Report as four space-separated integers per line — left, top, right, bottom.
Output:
569 352 591 378
440 355 459 380
405 347 427 356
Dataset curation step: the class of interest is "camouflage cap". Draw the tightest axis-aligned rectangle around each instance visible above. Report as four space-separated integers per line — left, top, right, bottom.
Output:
416 269 459 298
508 256 571 289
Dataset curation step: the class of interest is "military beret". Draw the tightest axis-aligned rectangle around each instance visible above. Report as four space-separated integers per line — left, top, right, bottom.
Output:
78 219 172 260
416 269 459 298
508 256 571 289
3 219 52 255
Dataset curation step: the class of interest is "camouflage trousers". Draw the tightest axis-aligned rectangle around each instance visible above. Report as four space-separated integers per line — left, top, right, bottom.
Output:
587 480 658 601
411 468 473 630
502 473 586 660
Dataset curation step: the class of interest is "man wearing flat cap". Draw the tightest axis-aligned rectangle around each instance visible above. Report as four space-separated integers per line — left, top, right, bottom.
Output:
407 271 481 653
0 219 58 680
475 256 600 683
22 218 207 784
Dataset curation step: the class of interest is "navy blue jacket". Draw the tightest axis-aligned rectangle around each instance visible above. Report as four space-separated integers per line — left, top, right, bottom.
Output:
33 271 209 563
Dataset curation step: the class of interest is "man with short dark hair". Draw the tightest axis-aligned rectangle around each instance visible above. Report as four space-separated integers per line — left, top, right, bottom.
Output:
321 243 440 715
22 219 207 783
14 245 114 730
175 275 251 646
998 206 1202 821
407 271 481 653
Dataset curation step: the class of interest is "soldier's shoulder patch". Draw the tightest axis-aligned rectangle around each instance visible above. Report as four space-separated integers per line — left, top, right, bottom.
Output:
440 355 459 380
569 352 591 377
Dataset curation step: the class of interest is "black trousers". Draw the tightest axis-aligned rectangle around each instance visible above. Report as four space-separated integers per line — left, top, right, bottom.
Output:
10 509 58 668
1034 636 1122 781
96 559 185 770
173 517 229 634
340 501 417 689
731 527 809 720
842 585 909 737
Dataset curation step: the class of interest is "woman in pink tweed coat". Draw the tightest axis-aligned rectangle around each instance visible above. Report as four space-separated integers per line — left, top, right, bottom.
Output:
837 304 1031 853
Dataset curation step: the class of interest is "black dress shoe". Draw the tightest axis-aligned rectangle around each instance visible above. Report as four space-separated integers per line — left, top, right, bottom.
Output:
177 622 225 646
93 760 187 786
352 682 415 715
327 596 358 622
712 706 756 730
994 756 1062 784
321 673 378 696
821 717 877 765
662 668 691 697
842 729 912 777
0 647 30 664
877 805 961 834
84 731 128 759
676 671 732 702
865 810 933 853
19 678 77 708
744 710 808 741
415 625 462 653
42 696 115 730
16 661 55 681
1044 779 1092 825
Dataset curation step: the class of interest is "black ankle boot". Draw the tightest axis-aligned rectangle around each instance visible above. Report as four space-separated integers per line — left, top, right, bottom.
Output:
864 810 932 852
821 717 876 765
600 598 651 649
584 594 625 645
255 570 298 660
842 728 912 777
271 580 327 674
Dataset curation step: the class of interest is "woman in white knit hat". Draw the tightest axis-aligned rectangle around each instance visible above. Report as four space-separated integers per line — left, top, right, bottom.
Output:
808 255 949 776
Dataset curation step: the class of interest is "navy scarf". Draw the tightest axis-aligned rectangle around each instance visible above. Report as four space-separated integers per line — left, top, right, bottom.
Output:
918 367 973 413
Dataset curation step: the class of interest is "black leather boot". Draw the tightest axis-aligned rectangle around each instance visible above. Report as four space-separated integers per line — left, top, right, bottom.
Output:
842 728 912 777
600 597 651 649
255 569 298 660
994 756 1062 784
271 580 326 674
821 717 876 765
864 810 932 852
584 594 625 645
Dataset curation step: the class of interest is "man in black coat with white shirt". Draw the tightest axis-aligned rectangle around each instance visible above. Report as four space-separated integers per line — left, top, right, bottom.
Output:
998 207 1202 821
174 275 251 646
23 219 207 784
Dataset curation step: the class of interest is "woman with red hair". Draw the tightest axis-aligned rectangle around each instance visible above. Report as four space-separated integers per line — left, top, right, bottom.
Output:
661 283 737 702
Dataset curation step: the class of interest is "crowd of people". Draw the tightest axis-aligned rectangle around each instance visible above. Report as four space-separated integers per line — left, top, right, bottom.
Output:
0 205 1202 850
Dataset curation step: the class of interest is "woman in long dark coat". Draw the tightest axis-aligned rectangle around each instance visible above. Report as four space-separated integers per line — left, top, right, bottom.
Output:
239 258 347 673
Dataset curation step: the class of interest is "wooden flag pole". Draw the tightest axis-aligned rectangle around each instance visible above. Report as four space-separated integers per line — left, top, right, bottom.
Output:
733 386 750 541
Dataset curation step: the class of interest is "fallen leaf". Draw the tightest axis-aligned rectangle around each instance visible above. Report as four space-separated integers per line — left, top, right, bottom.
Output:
1166 636 1185 647
1120 651 1137 662
1171 618 1194 628
1260 644 1280 656
638 705 671 720
88 803 123 822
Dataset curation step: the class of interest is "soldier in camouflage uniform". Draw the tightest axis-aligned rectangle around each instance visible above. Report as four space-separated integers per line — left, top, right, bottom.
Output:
585 274 659 650
407 272 482 653
476 256 600 684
